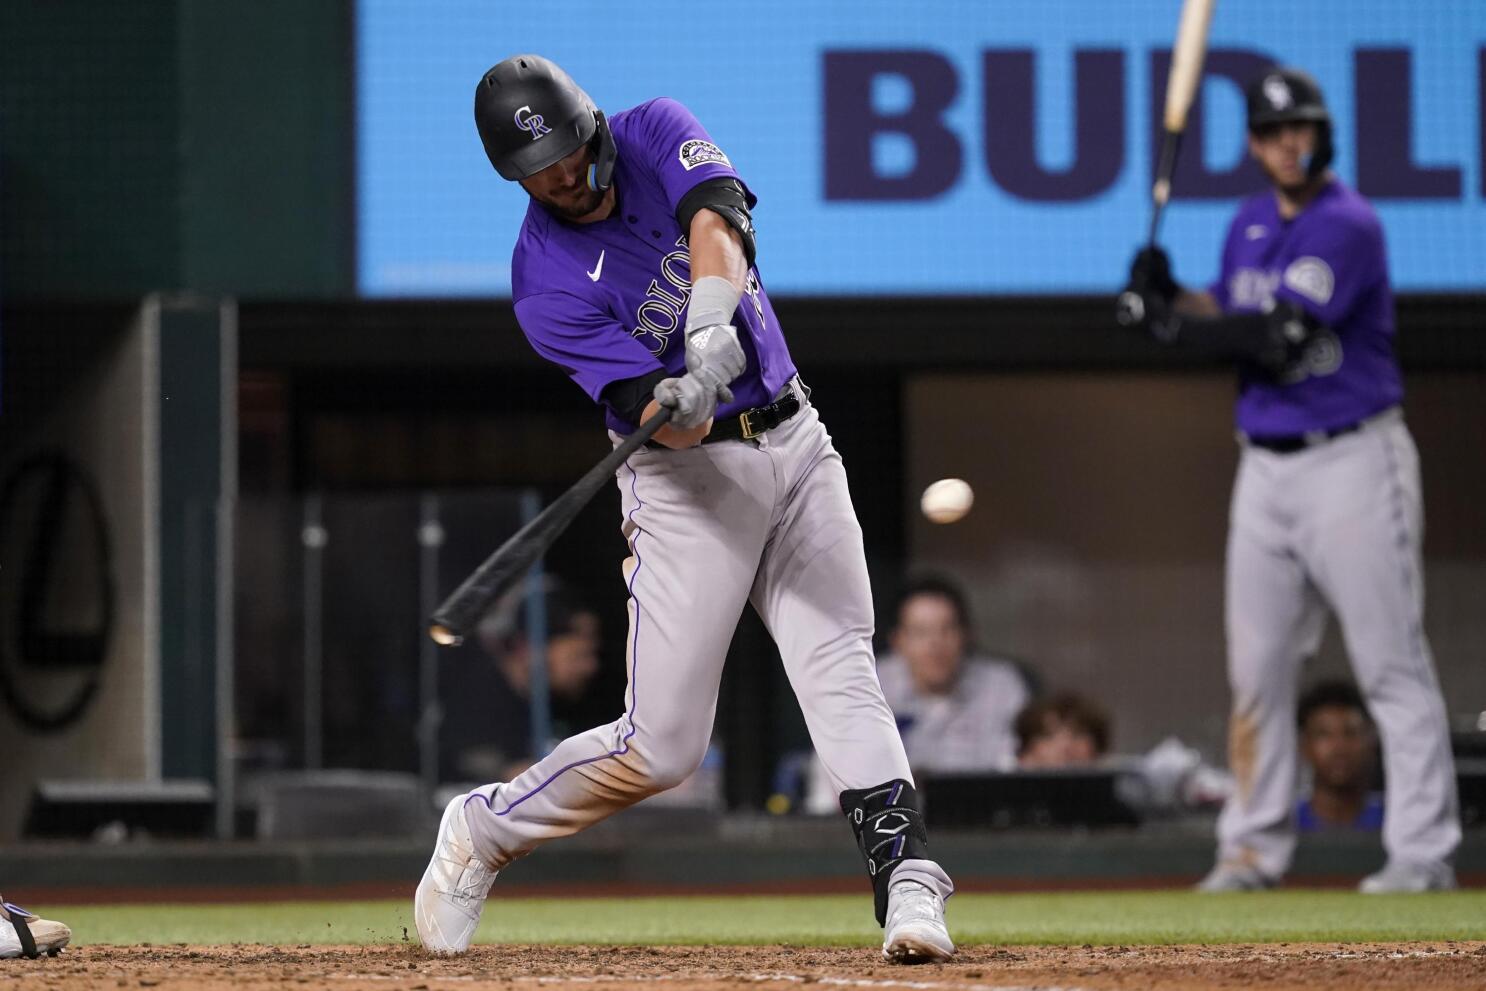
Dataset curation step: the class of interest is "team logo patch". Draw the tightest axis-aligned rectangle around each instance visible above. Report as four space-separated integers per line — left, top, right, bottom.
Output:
1262 75 1293 111
1283 256 1335 306
677 139 731 171
513 105 551 141
1244 224 1268 241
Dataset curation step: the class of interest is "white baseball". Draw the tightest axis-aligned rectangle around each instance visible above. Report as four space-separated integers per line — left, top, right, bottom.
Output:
920 478 974 524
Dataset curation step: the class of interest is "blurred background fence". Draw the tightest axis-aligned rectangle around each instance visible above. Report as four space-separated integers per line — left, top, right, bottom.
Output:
1 1 1484 887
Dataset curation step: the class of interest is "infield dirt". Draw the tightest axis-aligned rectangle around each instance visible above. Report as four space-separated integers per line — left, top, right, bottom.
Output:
6 941 1485 991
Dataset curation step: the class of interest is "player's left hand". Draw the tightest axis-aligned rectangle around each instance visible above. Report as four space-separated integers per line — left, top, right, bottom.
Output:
654 372 734 430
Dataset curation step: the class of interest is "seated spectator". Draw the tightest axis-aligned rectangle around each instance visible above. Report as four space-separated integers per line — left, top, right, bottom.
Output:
798 576 1034 812
876 576 1035 774
438 578 601 784
1015 693 1110 769
1295 680 1383 832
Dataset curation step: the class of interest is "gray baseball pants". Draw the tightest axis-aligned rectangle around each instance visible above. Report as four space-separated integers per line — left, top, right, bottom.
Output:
465 387 953 902
1216 409 1460 878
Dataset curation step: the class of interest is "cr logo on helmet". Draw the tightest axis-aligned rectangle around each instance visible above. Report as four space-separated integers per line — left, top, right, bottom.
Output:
513 105 551 140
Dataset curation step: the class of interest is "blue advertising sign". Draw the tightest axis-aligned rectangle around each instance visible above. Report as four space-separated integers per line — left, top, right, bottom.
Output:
357 1 1485 296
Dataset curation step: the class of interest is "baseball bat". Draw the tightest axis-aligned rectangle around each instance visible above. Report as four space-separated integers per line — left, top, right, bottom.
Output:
428 405 674 646
1147 0 1217 247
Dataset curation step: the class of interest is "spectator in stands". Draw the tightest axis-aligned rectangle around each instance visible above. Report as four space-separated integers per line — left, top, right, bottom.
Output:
877 576 1036 774
799 576 1034 812
439 578 601 784
1015 693 1111 768
1295 680 1383 832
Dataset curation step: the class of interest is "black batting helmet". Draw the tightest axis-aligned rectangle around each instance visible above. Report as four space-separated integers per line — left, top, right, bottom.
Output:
1245 66 1333 178
474 54 616 189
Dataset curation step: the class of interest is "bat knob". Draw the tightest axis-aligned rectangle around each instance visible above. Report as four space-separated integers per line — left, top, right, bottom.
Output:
1115 291 1146 327
428 624 463 647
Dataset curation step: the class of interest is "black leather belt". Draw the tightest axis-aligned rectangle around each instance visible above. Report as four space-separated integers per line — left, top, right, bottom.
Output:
704 386 802 444
1245 418 1365 454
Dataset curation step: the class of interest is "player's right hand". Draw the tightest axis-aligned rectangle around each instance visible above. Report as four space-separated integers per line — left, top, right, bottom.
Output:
654 372 734 430
1128 246 1179 302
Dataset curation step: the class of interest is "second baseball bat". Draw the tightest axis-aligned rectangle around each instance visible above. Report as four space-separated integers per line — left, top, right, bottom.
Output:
1148 0 1217 246
428 404 673 646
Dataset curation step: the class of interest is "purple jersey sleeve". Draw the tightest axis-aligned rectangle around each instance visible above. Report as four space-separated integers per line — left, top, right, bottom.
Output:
628 97 754 213
1272 211 1385 327
514 291 663 403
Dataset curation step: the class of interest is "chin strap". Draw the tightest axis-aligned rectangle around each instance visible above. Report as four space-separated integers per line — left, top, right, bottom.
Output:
840 779 930 925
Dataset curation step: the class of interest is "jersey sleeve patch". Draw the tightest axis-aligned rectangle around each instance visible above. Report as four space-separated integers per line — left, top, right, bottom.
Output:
678 138 731 171
1282 256 1336 306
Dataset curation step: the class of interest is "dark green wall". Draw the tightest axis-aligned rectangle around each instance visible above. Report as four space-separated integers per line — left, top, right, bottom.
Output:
0 1 180 297
1 0 352 300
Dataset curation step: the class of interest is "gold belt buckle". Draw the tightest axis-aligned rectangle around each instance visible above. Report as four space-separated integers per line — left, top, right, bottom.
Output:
740 408 764 440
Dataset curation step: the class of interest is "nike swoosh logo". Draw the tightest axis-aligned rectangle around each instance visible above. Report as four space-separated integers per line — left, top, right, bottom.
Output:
587 250 605 282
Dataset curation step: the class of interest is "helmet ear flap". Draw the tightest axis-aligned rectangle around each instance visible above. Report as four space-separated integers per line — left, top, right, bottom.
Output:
586 110 617 191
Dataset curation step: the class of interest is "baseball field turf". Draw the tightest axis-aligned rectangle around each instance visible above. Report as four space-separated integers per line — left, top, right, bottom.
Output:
47 890 1486 945
12 891 1484 990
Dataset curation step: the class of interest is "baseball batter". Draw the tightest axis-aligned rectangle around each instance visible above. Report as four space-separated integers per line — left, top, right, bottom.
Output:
415 55 955 960
1120 67 1460 892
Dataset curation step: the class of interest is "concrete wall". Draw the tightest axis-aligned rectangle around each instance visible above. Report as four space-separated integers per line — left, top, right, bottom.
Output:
0 309 160 838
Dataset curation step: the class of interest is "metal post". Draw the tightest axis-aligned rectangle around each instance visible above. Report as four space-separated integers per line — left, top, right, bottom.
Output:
302 493 326 770
519 489 551 759
417 493 444 805
215 299 238 839
215 495 236 838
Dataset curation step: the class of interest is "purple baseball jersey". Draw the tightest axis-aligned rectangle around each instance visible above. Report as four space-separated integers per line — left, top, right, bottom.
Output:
510 98 796 434
1209 179 1402 437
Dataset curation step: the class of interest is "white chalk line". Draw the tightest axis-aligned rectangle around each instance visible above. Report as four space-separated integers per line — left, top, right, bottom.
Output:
326 971 1088 991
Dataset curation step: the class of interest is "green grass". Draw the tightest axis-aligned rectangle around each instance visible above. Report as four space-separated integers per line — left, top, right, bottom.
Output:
48 891 1486 947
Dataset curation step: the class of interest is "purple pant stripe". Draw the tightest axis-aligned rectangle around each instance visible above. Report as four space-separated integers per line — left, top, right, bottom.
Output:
468 462 647 819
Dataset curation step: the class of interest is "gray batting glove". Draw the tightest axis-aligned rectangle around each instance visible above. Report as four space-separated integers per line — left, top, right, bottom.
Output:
684 323 746 384
654 373 735 431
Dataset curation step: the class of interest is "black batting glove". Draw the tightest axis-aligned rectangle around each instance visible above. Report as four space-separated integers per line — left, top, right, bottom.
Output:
1128 246 1180 303
1253 300 1319 379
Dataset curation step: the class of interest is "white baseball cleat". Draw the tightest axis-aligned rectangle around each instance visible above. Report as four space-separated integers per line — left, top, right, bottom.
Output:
1195 862 1277 893
414 785 501 954
1359 859 1456 894
0 896 71 959
881 879 954 963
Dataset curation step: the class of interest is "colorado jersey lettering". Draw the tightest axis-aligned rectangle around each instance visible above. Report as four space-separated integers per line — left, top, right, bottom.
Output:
510 98 795 433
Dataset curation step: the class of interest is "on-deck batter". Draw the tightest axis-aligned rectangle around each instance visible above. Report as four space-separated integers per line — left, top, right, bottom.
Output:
1119 66 1460 892
415 54 955 961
